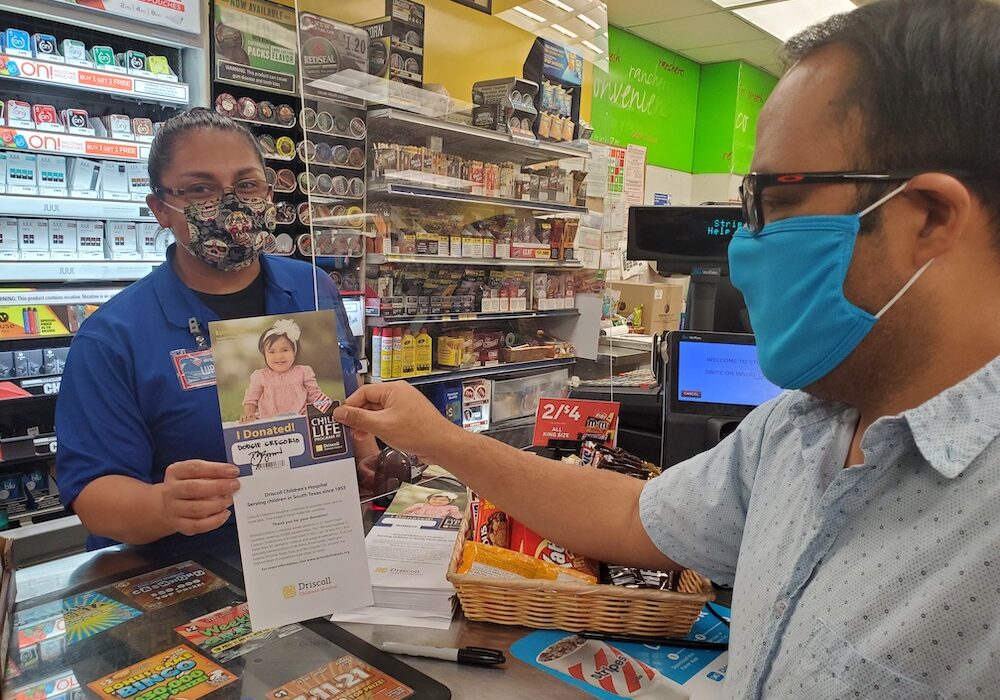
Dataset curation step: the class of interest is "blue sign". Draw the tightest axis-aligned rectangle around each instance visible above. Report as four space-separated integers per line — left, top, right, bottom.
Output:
542 39 584 86
654 193 672 206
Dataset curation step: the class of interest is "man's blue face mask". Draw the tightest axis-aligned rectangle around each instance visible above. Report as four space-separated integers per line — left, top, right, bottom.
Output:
728 183 934 390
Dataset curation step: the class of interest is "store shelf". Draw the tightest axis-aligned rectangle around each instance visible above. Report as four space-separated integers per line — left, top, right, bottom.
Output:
368 181 588 214
1 55 189 105
264 153 296 162
366 308 579 328
301 160 365 171
392 41 424 56
367 253 582 268
7 504 66 523
0 195 155 221
0 261 157 282
370 357 576 386
367 108 590 165
0 128 152 162
305 129 366 142
390 68 423 83
230 115 297 130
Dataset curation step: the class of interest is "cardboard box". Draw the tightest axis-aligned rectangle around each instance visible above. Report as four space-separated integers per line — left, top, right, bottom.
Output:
137 223 161 259
105 221 141 259
68 158 102 197
77 220 106 259
48 219 78 258
7 152 37 195
0 152 7 194
37 155 68 196
610 281 685 335
0 218 19 259
126 162 151 200
18 219 50 259
100 161 130 199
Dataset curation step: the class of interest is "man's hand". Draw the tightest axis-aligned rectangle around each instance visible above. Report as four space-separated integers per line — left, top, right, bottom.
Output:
159 460 240 537
334 382 462 460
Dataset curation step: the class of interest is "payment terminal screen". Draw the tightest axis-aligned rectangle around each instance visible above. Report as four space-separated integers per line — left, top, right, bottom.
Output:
677 340 782 407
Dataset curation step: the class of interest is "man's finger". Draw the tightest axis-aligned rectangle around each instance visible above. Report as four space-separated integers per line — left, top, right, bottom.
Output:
343 384 392 409
334 405 383 435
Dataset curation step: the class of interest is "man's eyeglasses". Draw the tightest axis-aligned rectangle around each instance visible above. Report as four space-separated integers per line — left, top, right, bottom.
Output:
152 178 271 207
739 169 935 234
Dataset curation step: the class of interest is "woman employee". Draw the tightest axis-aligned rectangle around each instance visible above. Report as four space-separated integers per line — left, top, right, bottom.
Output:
55 108 376 553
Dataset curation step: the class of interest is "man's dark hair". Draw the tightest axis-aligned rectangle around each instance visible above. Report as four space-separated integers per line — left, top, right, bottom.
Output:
784 0 1000 237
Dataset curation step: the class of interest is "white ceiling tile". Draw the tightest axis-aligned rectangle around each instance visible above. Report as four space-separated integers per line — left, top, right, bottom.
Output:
680 37 780 63
607 0 718 28
628 11 767 50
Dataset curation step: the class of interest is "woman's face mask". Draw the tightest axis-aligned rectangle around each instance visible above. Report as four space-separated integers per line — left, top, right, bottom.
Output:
163 191 277 272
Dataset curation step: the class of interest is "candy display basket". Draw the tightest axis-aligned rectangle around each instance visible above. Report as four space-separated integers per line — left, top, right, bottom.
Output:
446 509 715 637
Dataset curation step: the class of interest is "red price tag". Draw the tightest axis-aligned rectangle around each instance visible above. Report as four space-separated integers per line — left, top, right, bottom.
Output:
532 398 620 447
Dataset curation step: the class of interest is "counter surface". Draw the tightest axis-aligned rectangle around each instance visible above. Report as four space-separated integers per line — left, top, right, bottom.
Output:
14 547 590 700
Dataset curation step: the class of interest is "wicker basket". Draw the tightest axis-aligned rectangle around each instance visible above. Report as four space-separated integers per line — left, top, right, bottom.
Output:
446 510 715 637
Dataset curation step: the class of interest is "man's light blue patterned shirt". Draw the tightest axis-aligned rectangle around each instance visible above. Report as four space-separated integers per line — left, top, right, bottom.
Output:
640 355 1000 699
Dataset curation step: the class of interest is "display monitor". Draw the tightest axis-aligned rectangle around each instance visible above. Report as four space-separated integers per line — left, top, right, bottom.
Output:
627 205 742 275
668 330 781 417
627 205 750 332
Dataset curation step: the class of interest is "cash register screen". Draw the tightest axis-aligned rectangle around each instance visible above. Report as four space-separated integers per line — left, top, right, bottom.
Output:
672 333 781 415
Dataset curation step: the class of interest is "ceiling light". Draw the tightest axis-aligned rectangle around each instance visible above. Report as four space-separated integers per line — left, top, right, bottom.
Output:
597 2 607 11
577 13 601 30
550 23 578 38
711 0 761 6
513 5 546 22
735 0 856 41
581 40 603 53
543 0 574 12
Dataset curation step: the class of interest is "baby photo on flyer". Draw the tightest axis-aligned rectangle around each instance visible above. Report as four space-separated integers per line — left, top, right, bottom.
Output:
210 310 352 475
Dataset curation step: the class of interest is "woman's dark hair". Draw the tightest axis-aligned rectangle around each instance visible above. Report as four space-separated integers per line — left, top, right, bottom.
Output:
784 0 1000 241
147 107 263 191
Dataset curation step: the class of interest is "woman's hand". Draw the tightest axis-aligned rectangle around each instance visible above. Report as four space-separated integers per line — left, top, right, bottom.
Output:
240 405 257 423
159 460 240 537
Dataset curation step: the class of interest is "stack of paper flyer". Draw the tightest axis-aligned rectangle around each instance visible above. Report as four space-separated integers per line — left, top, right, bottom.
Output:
331 483 467 630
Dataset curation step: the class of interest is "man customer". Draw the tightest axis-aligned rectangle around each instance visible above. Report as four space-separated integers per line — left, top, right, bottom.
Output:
335 0 1000 696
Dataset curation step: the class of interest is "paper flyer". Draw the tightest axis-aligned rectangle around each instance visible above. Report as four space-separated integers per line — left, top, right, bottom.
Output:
209 310 372 630
265 656 414 700
61 592 142 644
111 562 226 611
510 604 731 700
175 602 301 663
87 645 237 700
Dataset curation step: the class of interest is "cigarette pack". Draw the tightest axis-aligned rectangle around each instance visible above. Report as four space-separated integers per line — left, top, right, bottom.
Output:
0 217 19 259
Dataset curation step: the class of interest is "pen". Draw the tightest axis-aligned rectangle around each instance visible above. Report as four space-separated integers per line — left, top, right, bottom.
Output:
379 642 506 666
579 631 728 651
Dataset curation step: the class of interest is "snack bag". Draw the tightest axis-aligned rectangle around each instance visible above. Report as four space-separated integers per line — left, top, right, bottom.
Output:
473 498 510 548
458 542 596 584
508 520 600 581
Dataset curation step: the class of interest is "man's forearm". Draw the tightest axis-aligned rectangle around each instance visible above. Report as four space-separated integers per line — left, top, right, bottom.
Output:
430 430 681 570
73 476 176 545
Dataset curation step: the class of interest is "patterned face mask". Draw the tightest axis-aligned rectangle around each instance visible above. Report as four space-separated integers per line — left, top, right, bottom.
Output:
165 192 278 272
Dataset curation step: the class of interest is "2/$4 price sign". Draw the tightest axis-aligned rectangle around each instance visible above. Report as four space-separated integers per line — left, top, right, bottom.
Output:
532 398 621 447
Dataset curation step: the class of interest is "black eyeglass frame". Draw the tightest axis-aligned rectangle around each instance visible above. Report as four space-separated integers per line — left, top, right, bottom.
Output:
739 169 973 234
151 180 273 207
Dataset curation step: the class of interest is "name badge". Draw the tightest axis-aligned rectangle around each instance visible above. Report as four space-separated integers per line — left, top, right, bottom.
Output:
171 348 216 390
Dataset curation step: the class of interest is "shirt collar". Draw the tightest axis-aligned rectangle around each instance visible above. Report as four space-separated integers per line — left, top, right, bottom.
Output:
152 245 298 330
902 354 1000 479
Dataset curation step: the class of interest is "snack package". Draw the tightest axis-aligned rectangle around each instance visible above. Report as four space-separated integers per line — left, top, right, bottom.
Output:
606 566 702 593
473 498 510 547
458 542 596 585
508 520 599 581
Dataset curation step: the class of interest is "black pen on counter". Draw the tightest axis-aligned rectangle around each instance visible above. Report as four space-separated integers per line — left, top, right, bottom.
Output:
379 642 506 666
579 631 728 651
